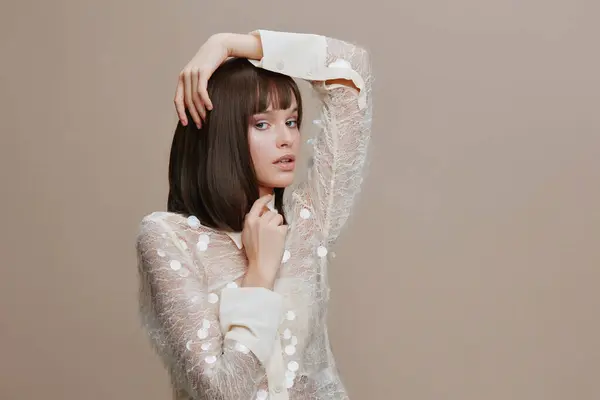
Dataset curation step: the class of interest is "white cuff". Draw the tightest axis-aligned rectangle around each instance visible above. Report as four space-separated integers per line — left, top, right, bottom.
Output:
248 29 366 110
219 287 283 363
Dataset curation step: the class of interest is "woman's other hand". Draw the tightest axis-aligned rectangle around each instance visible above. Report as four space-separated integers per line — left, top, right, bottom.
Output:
241 194 288 290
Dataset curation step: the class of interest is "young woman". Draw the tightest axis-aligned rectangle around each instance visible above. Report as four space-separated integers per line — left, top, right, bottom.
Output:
136 29 373 400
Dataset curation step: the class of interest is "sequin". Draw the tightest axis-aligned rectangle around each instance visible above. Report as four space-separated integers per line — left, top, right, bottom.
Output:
256 389 269 400
282 250 291 263
317 245 328 257
201 342 211 351
312 119 322 125
156 249 166 257
287 361 299 372
169 260 182 270
198 233 210 244
235 342 250 354
285 370 296 380
291 336 298 346
177 268 189 277
226 282 238 289
208 293 219 304
179 240 188 250
190 295 200 304
300 208 311 219
286 377 295 388
186 340 193 351
285 345 296 355
197 241 208 252
187 215 201 229
283 329 292 339
202 319 211 329
286 311 296 321
197 329 208 339
205 355 217 364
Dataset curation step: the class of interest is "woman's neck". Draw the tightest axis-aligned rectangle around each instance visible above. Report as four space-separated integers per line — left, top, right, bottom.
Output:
258 186 274 197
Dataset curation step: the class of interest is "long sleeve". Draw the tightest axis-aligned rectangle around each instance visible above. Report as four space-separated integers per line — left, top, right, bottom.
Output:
136 215 284 399
248 29 374 244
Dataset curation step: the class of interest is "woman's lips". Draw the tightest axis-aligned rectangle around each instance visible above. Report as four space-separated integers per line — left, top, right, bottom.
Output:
273 154 296 171
274 159 296 171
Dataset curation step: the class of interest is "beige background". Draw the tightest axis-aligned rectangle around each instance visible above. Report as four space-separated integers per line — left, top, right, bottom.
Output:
1 0 599 399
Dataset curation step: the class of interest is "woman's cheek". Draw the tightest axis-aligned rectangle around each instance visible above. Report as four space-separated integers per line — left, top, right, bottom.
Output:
248 129 273 175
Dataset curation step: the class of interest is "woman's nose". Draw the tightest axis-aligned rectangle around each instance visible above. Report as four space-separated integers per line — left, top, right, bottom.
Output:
276 125 295 147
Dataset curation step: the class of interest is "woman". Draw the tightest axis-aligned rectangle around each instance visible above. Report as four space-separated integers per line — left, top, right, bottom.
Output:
136 29 373 400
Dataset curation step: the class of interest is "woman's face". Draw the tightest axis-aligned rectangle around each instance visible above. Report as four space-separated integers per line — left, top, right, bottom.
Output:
248 98 300 195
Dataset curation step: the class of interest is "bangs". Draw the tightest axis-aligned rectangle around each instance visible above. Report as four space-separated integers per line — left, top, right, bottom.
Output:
253 73 298 114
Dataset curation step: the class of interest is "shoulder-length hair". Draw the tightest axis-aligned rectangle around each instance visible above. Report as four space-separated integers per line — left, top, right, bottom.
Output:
167 57 303 232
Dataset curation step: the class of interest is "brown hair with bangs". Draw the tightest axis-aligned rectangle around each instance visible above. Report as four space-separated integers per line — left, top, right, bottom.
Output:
167 57 303 232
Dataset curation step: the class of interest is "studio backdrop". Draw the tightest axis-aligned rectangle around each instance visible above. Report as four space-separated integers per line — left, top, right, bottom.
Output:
1 0 599 399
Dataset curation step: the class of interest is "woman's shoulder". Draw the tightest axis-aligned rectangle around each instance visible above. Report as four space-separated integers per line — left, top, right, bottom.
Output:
136 211 237 262
139 210 184 230
137 211 213 239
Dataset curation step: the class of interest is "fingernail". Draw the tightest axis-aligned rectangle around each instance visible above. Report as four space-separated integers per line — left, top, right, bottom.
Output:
197 123 201 129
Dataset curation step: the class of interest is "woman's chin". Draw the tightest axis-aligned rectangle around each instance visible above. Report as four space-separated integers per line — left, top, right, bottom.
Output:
265 174 295 189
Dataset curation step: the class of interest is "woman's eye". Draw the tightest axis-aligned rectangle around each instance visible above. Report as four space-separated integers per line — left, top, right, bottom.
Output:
255 122 269 130
286 120 298 128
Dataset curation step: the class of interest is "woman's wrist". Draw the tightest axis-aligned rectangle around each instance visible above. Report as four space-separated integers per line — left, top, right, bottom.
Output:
211 32 263 61
241 267 274 290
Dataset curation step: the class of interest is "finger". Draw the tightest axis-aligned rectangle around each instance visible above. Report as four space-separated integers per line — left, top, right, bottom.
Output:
194 72 207 121
197 74 213 111
267 213 284 226
174 76 187 126
191 70 206 124
247 194 274 219
183 69 201 128
261 211 279 224
276 225 289 234
250 205 270 219
254 205 270 219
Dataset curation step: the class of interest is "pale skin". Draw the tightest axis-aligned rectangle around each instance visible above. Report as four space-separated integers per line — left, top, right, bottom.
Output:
174 33 357 290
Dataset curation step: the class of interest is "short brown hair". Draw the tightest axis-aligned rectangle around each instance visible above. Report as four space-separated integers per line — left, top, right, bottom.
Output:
167 58 303 232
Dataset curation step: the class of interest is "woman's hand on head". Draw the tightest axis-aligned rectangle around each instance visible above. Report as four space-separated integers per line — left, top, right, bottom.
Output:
174 33 230 129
